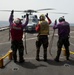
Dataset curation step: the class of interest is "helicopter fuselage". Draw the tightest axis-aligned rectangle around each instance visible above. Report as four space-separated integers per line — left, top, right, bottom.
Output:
23 15 38 32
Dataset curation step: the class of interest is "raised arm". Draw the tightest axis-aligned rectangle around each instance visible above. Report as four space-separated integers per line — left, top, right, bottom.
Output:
45 13 52 24
9 10 14 25
53 19 58 29
22 14 29 28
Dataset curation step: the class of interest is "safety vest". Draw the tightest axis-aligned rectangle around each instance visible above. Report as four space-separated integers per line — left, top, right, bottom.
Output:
10 23 23 41
39 21 49 35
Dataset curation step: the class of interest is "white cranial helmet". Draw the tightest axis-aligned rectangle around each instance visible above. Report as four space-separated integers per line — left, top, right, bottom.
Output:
14 18 21 24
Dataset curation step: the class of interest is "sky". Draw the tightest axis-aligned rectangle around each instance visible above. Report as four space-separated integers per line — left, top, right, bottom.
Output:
0 0 74 23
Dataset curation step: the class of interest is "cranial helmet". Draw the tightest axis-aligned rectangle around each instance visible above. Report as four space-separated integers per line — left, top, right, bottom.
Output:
59 17 65 22
14 18 21 24
39 14 45 20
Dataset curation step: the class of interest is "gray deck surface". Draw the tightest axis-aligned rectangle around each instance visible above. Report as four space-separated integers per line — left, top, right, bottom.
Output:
0 26 74 75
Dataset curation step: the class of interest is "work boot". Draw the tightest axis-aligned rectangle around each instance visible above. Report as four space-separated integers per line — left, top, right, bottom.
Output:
44 49 47 61
19 58 25 63
14 60 17 63
54 58 60 62
36 54 40 61
13 56 17 63
36 57 40 61
44 54 47 61
36 49 40 61
54 59 59 62
19 49 24 63
19 56 25 63
66 56 70 61
44 58 47 61
54 51 60 62
19 59 25 63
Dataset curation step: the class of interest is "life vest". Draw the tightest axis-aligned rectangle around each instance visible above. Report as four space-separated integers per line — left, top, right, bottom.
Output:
10 23 23 41
39 21 49 35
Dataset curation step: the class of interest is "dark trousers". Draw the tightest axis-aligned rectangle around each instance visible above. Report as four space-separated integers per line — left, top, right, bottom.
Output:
55 37 70 60
36 35 48 59
11 40 24 61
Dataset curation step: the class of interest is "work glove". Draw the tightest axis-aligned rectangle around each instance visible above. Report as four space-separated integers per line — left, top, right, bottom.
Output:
54 19 57 25
45 13 48 17
11 10 14 15
26 14 29 18
23 15 26 18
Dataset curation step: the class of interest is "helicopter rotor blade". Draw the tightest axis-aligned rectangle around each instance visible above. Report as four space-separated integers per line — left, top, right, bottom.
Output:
0 9 67 14
47 12 68 14
37 11 68 14
0 10 24 12
36 8 55 11
0 10 11 12
0 10 68 14
23 10 37 13
0 8 55 13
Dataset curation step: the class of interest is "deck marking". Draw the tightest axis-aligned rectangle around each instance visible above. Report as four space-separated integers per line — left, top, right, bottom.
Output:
64 64 70 67
12 67 19 71
62 48 74 55
0 37 37 45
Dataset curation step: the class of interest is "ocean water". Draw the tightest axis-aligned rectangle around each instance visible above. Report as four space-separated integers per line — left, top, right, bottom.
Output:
0 21 74 28
0 21 9 27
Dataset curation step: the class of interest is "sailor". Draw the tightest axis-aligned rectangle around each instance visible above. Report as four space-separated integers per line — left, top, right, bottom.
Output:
35 13 52 61
9 10 29 63
53 17 70 62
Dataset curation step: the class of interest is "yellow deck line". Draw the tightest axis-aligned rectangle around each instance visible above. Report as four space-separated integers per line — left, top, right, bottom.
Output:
70 51 74 54
62 48 74 55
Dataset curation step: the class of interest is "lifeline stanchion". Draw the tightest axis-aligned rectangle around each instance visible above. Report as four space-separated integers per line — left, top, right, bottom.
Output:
0 50 12 68
0 58 3 68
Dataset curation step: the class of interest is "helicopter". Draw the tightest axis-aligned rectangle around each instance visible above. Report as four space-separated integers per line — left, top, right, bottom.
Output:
18 9 68 33
21 12 39 32
0 8 68 33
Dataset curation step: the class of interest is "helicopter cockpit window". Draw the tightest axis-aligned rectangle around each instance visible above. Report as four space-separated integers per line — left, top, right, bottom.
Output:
29 19 32 23
32 18 38 23
29 15 38 23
